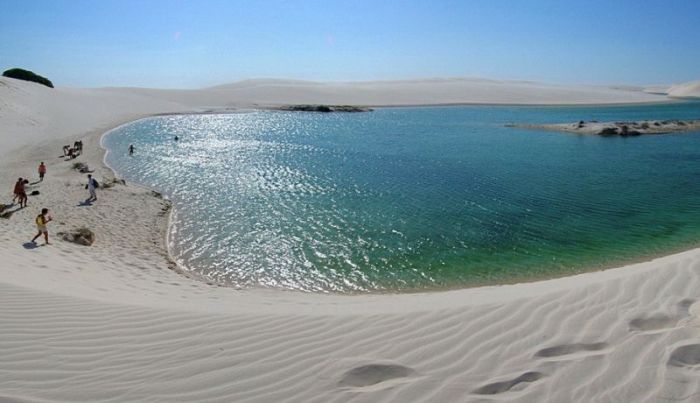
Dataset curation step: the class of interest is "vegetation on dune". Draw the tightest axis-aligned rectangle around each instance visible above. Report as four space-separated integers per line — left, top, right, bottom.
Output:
2 68 54 88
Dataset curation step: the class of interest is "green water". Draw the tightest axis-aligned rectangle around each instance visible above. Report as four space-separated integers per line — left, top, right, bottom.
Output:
103 102 700 292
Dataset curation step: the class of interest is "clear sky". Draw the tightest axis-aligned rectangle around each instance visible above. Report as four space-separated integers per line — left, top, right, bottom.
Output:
1 0 698 88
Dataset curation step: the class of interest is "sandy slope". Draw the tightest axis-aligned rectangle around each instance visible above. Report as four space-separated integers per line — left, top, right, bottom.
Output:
2 76 700 402
100 77 670 108
667 81 700 99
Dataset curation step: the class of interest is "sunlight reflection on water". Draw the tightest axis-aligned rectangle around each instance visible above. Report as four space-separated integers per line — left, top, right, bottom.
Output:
103 104 700 292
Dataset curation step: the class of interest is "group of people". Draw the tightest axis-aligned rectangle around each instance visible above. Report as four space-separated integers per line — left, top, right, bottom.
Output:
13 162 49 244
12 177 29 208
13 162 47 208
63 140 83 159
12 157 101 246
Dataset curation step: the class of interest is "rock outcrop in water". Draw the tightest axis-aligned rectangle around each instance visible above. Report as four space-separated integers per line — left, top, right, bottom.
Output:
508 119 700 136
277 105 372 113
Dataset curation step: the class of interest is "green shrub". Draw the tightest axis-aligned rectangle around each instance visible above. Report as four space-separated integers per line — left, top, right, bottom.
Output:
2 68 54 88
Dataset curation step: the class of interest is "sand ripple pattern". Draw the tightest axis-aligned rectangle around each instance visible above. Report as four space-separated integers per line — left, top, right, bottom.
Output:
3 251 700 402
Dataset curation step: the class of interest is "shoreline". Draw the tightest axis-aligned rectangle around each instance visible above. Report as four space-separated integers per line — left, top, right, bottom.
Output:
99 118 219 288
99 111 700 295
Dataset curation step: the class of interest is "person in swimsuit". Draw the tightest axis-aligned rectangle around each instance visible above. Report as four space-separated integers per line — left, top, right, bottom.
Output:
17 178 28 208
31 208 52 245
12 177 22 203
38 162 47 181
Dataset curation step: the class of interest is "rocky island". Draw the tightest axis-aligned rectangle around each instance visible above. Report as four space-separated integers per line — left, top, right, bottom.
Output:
509 119 700 136
276 104 373 112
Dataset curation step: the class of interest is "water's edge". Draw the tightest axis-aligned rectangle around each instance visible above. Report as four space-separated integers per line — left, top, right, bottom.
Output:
98 111 700 295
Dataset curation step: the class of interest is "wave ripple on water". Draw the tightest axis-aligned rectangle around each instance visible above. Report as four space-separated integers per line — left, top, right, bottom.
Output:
103 104 700 292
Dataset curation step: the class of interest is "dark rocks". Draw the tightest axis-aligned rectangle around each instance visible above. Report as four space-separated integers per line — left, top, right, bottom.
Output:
157 202 171 217
58 227 95 246
619 125 640 136
0 204 12 219
101 178 127 189
72 162 90 173
598 127 619 136
278 105 373 113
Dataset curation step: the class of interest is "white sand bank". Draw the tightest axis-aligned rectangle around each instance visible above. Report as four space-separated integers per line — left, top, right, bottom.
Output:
102 77 671 108
2 76 700 402
668 80 700 99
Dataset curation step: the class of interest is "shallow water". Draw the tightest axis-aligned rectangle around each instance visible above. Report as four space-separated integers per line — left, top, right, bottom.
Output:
103 103 700 292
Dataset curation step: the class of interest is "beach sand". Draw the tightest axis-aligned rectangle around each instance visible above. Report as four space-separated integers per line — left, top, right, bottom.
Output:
2 76 700 402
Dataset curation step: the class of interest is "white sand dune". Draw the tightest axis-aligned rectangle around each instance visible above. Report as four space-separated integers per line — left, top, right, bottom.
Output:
667 81 700 99
2 76 700 402
99 77 669 108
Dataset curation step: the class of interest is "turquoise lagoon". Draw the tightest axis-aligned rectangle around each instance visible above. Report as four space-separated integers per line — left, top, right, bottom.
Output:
103 103 700 292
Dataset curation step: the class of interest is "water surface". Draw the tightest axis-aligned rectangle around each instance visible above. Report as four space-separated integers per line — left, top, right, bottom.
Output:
103 103 700 292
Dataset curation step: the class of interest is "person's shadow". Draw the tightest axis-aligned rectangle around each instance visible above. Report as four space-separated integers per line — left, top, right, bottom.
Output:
0 204 22 218
78 200 93 207
22 242 39 249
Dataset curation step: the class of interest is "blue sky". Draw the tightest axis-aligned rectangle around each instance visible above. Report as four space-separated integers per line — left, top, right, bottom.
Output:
1 0 698 88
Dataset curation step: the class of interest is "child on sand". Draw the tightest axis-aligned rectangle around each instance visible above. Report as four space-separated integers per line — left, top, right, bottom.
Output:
38 162 47 181
31 208 52 245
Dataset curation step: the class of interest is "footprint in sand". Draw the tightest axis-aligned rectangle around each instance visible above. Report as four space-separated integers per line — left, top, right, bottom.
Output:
534 342 609 360
628 299 696 333
338 363 415 389
629 314 678 332
678 298 695 312
473 371 545 395
667 344 700 368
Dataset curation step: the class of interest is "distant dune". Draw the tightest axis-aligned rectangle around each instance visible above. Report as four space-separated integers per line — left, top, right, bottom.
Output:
107 77 672 108
3 76 685 156
667 80 700 98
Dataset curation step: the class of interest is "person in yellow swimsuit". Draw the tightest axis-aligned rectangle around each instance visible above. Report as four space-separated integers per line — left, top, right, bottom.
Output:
31 208 52 245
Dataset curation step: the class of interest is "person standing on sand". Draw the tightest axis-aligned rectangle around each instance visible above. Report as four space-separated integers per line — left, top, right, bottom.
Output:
38 162 47 181
17 178 28 208
12 177 22 203
128 144 134 155
31 208 52 245
86 174 98 202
